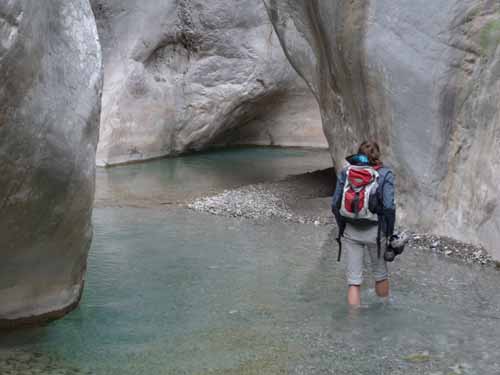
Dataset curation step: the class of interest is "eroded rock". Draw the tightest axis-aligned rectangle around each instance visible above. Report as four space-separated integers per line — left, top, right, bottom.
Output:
0 0 102 326
264 0 500 259
91 0 325 166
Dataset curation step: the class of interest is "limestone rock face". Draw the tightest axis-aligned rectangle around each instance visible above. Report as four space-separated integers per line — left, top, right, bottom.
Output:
0 0 102 325
216 77 327 149
264 0 500 259
91 0 324 166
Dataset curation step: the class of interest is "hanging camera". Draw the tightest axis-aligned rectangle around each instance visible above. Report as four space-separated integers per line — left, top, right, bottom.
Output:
383 232 409 262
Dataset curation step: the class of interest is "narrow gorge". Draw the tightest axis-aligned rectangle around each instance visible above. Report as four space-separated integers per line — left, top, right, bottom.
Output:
1 2 500 373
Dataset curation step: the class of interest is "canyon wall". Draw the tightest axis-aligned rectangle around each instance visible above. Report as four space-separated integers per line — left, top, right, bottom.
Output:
215 78 326 149
0 0 102 325
92 0 325 166
264 0 500 259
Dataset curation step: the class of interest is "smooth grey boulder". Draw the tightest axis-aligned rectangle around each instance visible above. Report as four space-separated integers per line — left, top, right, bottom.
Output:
264 1 500 259
91 0 325 166
0 0 102 325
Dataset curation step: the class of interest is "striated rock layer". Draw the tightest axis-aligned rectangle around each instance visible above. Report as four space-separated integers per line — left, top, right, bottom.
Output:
264 0 500 259
0 0 102 326
91 0 325 166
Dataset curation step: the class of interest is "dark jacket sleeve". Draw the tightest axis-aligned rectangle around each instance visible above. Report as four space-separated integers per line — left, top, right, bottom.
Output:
332 168 346 216
381 170 396 237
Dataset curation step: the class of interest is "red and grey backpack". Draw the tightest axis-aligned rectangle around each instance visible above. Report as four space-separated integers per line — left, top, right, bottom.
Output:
339 164 381 224
333 156 395 261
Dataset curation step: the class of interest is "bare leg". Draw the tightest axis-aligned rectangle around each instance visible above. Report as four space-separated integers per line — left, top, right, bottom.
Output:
347 285 361 306
375 279 389 298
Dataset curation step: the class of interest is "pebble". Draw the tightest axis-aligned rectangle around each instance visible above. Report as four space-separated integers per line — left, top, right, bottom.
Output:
407 232 494 266
188 185 312 224
188 176 496 268
0 351 88 375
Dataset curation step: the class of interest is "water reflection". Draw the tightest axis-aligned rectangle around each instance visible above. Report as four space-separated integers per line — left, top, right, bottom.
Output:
95 147 332 207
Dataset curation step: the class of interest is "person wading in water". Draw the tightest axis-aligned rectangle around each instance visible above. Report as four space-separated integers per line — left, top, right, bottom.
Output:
331 141 396 306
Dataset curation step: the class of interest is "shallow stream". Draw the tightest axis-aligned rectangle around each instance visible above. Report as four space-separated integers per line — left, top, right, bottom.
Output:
94 147 332 207
1 148 500 375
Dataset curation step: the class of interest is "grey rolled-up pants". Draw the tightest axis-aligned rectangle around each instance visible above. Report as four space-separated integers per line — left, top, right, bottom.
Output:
343 223 388 286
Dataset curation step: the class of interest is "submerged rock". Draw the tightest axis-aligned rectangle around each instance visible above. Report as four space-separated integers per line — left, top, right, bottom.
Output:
91 0 325 166
264 0 500 259
0 0 102 326
403 351 432 363
0 350 88 375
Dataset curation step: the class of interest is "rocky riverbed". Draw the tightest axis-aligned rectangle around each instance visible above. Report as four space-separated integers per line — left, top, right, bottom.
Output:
0 350 90 375
188 168 335 225
188 168 496 267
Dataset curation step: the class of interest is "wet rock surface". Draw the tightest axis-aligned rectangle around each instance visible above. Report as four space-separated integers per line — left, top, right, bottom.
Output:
264 0 500 260
91 0 323 166
0 0 102 325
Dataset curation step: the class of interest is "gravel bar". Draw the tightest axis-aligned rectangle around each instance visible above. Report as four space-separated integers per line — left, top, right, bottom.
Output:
187 168 498 268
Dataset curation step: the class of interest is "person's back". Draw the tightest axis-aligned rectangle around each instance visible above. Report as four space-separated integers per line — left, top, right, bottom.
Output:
331 141 396 306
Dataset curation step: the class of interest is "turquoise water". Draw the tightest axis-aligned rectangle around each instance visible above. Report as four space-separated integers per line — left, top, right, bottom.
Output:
1 148 500 374
94 147 333 207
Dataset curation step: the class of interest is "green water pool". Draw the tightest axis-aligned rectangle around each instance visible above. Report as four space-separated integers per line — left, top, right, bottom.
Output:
1 148 499 375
